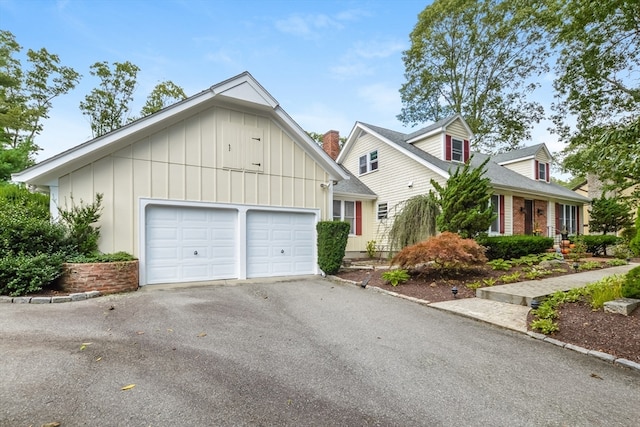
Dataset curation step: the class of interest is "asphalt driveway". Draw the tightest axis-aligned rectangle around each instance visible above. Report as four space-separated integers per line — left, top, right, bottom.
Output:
1 278 639 426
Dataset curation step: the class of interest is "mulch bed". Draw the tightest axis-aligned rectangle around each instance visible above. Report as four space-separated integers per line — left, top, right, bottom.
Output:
335 260 640 364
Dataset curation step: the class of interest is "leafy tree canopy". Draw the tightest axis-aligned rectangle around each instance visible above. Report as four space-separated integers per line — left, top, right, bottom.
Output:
549 0 640 198
0 30 80 180
80 61 188 138
399 0 548 153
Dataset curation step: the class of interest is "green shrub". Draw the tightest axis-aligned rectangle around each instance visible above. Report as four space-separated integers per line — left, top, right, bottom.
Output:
487 258 511 270
66 251 136 263
0 252 64 296
622 266 640 299
530 318 559 334
612 243 632 260
316 221 350 275
578 261 601 271
381 269 410 286
580 234 619 256
586 275 624 309
629 207 640 255
366 240 377 258
477 235 553 260
57 193 103 256
606 258 628 267
0 207 68 256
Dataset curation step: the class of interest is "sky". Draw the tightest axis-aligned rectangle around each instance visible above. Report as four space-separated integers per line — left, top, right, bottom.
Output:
1 0 561 166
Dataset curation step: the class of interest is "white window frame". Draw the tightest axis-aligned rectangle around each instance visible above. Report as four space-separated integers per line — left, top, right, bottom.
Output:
333 200 356 234
538 162 547 181
558 204 577 234
451 138 464 162
377 202 388 220
489 195 500 234
358 150 379 175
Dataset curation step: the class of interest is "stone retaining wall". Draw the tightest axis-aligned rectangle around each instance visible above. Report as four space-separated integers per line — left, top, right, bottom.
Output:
60 261 139 294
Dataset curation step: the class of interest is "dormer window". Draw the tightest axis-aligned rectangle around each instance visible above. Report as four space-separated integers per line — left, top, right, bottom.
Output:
452 139 463 162
359 150 378 175
535 160 550 182
445 135 469 163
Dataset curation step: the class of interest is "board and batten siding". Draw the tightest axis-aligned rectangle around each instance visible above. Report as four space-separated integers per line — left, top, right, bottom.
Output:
56 105 330 256
343 132 446 250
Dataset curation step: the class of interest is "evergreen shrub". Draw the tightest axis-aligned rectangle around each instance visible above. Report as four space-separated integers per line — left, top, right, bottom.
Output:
580 234 619 256
622 266 640 299
316 221 350 275
478 235 553 260
0 252 64 296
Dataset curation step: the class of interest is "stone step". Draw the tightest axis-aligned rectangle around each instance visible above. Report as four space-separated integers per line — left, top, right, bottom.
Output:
476 264 636 306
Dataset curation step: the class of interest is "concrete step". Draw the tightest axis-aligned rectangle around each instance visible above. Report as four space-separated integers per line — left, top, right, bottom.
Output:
476 264 636 306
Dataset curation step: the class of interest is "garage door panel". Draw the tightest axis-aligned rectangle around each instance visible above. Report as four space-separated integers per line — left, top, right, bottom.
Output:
247 211 315 278
146 206 238 284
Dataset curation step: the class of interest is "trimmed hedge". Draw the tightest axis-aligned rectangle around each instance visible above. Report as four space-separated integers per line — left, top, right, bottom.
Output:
317 221 350 275
0 252 64 296
477 235 554 260
580 234 619 256
622 265 640 299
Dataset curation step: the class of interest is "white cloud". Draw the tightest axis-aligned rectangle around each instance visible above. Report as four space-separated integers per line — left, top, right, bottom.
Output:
275 13 342 38
329 62 372 80
204 49 237 66
292 102 354 138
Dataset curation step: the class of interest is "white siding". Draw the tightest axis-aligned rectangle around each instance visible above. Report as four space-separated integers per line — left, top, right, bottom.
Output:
343 133 445 251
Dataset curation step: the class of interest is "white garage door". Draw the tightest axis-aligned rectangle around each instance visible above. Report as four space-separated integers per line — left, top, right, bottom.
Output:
146 206 237 284
246 211 316 278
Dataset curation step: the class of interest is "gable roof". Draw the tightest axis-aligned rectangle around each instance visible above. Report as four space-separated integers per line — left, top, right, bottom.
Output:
13 71 348 186
338 119 588 203
333 166 377 199
492 143 553 165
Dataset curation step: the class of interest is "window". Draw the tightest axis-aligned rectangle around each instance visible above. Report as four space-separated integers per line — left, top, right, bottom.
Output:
359 150 378 175
490 195 500 233
333 200 356 234
377 203 388 220
452 138 464 162
558 204 577 234
538 162 547 181
445 136 469 162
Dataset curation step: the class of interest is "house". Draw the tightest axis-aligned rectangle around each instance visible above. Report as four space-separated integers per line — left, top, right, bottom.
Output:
12 72 348 285
325 114 590 255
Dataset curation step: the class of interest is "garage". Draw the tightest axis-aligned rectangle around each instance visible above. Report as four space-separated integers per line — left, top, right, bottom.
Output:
145 205 238 284
246 211 316 278
144 204 317 284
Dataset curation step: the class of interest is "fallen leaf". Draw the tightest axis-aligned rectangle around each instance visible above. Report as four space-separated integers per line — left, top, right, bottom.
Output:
167 328 173 333
95 357 102 362
80 342 91 351
136 331 145 335
591 373 603 380
197 332 207 337
41 422 61 427
121 384 136 391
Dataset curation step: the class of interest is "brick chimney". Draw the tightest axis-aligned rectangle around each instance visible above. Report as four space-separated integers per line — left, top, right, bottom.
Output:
322 130 340 160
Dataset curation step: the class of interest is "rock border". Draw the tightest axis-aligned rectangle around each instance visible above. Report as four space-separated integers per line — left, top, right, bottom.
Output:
0 291 101 304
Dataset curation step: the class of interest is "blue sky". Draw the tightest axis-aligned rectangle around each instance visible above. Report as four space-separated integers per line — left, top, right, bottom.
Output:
1 0 559 164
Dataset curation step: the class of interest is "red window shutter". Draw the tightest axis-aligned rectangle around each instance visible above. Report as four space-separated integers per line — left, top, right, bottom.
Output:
535 160 539 180
463 139 470 163
555 203 561 233
499 195 505 234
355 201 362 236
445 135 452 161
546 163 550 183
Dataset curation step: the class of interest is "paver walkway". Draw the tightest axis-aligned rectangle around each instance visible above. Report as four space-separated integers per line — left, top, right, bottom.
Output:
430 262 636 332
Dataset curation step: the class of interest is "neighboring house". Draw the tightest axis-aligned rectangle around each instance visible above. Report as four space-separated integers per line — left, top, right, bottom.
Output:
574 173 637 236
12 72 348 285
325 114 590 254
